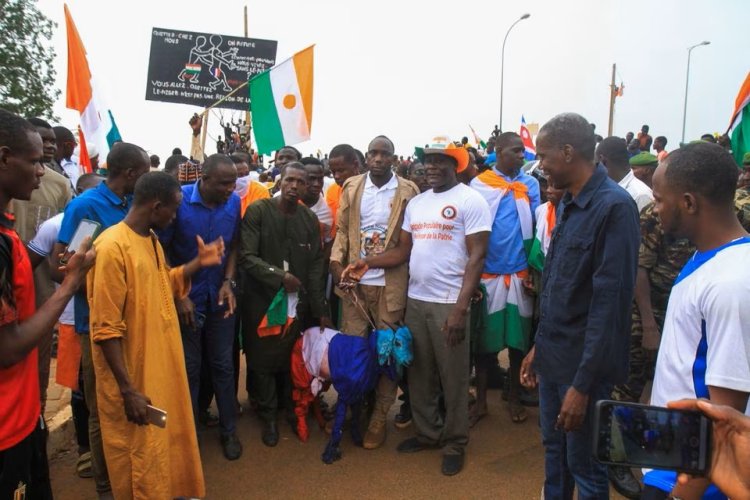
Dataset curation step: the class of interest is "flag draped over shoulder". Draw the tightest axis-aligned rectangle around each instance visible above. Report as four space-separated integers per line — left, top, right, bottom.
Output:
471 169 533 255
257 289 299 337
728 72 750 166
520 116 536 162
64 4 121 171
249 45 314 155
528 201 556 273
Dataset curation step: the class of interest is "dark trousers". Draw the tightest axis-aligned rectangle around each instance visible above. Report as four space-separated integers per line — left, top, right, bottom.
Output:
70 365 89 454
0 418 52 500
182 309 237 436
405 298 470 455
539 378 611 500
249 370 292 423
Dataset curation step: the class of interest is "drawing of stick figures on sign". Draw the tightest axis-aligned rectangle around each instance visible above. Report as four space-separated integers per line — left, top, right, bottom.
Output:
206 35 238 92
178 35 210 83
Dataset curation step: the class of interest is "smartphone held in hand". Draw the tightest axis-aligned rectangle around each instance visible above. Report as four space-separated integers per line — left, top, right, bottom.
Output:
593 400 711 475
60 219 101 264
146 405 167 428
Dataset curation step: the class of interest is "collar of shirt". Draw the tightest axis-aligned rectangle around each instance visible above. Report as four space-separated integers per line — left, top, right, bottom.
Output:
97 181 129 208
618 170 636 190
491 166 525 182
189 180 210 206
562 163 608 210
0 212 14 229
364 172 398 192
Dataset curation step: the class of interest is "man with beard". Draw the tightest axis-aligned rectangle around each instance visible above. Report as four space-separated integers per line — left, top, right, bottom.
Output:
239 162 330 447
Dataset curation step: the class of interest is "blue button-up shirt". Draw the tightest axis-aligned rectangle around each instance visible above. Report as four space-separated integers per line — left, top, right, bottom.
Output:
58 181 131 334
484 169 540 274
533 164 639 393
159 181 241 314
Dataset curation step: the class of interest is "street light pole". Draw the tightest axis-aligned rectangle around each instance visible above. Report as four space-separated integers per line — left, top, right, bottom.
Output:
499 13 530 133
681 40 710 143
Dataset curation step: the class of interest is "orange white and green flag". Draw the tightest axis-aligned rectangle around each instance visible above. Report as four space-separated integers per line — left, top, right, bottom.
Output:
249 45 314 155
728 71 750 166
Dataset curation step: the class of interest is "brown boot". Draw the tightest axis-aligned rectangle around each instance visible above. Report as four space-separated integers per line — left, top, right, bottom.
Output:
362 418 386 449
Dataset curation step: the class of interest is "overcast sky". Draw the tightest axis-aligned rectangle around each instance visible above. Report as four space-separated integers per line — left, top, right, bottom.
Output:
38 0 749 160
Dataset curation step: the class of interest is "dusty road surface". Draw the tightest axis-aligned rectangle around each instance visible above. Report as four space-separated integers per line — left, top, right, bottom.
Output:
48 386 630 499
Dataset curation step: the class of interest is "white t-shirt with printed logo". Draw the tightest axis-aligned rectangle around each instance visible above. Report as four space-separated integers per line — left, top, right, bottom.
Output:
402 183 492 304
650 237 750 415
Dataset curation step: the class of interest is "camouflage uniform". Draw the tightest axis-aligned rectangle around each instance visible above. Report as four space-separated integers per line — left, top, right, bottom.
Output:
612 203 694 402
736 188 750 231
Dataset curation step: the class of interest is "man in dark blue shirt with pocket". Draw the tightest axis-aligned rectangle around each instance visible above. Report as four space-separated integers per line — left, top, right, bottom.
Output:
520 113 640 499
160 153 242 460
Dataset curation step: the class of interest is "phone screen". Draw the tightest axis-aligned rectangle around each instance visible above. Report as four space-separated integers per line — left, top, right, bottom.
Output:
62 219 100 263
594 400 710 474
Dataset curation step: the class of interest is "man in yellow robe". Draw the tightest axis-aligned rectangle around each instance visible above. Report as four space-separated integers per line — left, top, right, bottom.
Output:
88 172 225 499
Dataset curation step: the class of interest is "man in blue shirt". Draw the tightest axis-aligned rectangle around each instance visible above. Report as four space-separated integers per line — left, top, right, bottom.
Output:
470 132 540 425
54 142 151 497
160 153 242 460
520 113 639 499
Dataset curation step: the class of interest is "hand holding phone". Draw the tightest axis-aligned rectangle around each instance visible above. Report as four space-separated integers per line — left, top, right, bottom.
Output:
146 405 167 428
60 219 101 265
593 400 711 475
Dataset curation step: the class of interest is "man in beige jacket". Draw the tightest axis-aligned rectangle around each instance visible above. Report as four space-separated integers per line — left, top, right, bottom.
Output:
330 135 419 449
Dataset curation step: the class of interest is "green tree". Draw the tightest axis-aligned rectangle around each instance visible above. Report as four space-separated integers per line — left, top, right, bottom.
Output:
0 0 59 119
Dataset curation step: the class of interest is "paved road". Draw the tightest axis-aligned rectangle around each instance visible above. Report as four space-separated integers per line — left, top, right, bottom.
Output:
49 387 559 499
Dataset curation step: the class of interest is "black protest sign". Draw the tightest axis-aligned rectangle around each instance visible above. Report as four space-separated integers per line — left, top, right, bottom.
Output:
145 27 277 110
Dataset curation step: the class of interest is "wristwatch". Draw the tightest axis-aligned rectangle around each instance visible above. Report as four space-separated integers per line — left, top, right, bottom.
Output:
223 278 237 289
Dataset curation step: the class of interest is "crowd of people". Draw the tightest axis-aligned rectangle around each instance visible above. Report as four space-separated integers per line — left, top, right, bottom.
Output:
1 106 750 500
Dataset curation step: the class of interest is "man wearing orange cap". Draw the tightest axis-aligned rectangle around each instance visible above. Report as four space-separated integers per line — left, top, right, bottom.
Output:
470 132 541 425
330 135 419 449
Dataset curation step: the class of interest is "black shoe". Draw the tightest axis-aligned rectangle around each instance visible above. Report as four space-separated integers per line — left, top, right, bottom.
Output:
199 409 219 427
396 437 435 453
608 465 642 499
262 421 279 447
394 404 412 429
441 453 465 476
220 433 243 460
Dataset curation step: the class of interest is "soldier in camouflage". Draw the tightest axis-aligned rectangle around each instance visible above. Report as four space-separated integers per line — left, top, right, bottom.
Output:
612 203 694 403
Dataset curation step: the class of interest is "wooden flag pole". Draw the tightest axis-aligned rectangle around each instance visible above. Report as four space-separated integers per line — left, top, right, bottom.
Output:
607 63 616 136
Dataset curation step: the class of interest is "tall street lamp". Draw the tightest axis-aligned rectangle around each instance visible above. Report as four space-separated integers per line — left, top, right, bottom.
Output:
499 13 530 132
681 40 710 143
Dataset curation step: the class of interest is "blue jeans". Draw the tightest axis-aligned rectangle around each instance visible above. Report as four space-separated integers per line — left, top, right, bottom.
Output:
181 308 237 436
539 377 611 500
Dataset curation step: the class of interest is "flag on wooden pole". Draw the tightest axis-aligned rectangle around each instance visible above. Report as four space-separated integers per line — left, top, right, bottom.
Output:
64 4 121 171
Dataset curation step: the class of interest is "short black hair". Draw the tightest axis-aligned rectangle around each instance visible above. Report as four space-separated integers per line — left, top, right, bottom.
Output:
0 109 37 152
133 171 182 206
655 136 667 147
26 117 52 129
76 173 103 191
230 151 251 164
538 113 596 161
280 161 306 179
150 154 160 163
664 142 738 206
596 136 629 165
202 153 234 176
329 144 358 165
164 154 188 174
172 147 182 155
300 157 323 167
52 125 75 144
106 142 148 177
368 135 395 153
641 125 649 133
276 146 302 160
354 149 366 169
495 131 522 149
